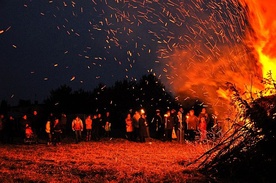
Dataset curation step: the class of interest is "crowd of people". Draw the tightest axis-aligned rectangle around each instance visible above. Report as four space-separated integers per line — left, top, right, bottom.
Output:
0 107 216 145
127 107 212 143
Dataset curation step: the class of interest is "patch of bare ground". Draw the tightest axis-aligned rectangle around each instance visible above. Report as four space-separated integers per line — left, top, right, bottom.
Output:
0 138 213 182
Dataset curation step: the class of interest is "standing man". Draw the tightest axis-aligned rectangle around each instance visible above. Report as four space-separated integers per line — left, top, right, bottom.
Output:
60 113 67 138
97 113 104 139
30 110 41 138
177 110 184 143
85 115 92 141
6 115 16 144
19 114 31 141
138 113 147 143
72 116 83 143
103 111 111 138
132 111 140 142
0 114 5 143
151 109 163 140
52 118 62 145
92 114 100 141
198 107 211 131
164 110 174 142
45 119 52 145
186 109 199 141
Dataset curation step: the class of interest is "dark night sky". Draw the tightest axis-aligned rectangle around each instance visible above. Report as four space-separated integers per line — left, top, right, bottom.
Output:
0 0 159 105
0 0 246 106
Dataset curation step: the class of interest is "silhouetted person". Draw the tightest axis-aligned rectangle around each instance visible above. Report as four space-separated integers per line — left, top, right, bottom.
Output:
19 114 31 141
164 110 174 142
97 113 104 138
0 114 5 143
60 113 67 137
138 113 147 143
92 114 100 141
151 109 163 139
52 118 62 145
176 111 184 143
103 111 111 138
30 110 41 138
5 115 16 144
132 111 140 142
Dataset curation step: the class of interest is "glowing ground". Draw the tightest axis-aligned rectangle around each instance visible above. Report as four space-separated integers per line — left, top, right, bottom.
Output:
0 138 212 182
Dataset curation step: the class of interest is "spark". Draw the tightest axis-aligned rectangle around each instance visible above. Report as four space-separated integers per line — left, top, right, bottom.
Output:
70 76 76 81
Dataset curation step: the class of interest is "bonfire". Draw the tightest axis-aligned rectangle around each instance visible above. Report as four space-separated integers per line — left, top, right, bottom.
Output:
189 73 276 182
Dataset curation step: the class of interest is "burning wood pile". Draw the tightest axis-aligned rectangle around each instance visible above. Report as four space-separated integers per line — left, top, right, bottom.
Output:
189 77 276 182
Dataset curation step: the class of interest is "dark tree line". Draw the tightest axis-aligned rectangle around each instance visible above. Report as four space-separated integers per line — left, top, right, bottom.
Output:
1 73 207 120
44 74 178 115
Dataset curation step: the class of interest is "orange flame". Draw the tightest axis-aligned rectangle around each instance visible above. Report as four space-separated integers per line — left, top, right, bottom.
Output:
163 0 276 125
242 0 276 79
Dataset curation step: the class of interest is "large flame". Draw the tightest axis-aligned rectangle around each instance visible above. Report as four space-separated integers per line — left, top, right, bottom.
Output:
163 0 275 130
242 0 276 79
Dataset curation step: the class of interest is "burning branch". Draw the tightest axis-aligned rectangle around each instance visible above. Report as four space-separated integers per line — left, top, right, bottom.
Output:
260 70 276 96
187 77 276 182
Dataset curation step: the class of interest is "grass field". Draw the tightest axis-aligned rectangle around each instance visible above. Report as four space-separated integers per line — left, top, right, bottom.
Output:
0 138 213 183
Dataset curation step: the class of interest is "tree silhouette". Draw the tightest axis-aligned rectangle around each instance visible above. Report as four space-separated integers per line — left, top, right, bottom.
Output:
44 84 72 114
0 100 9 114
